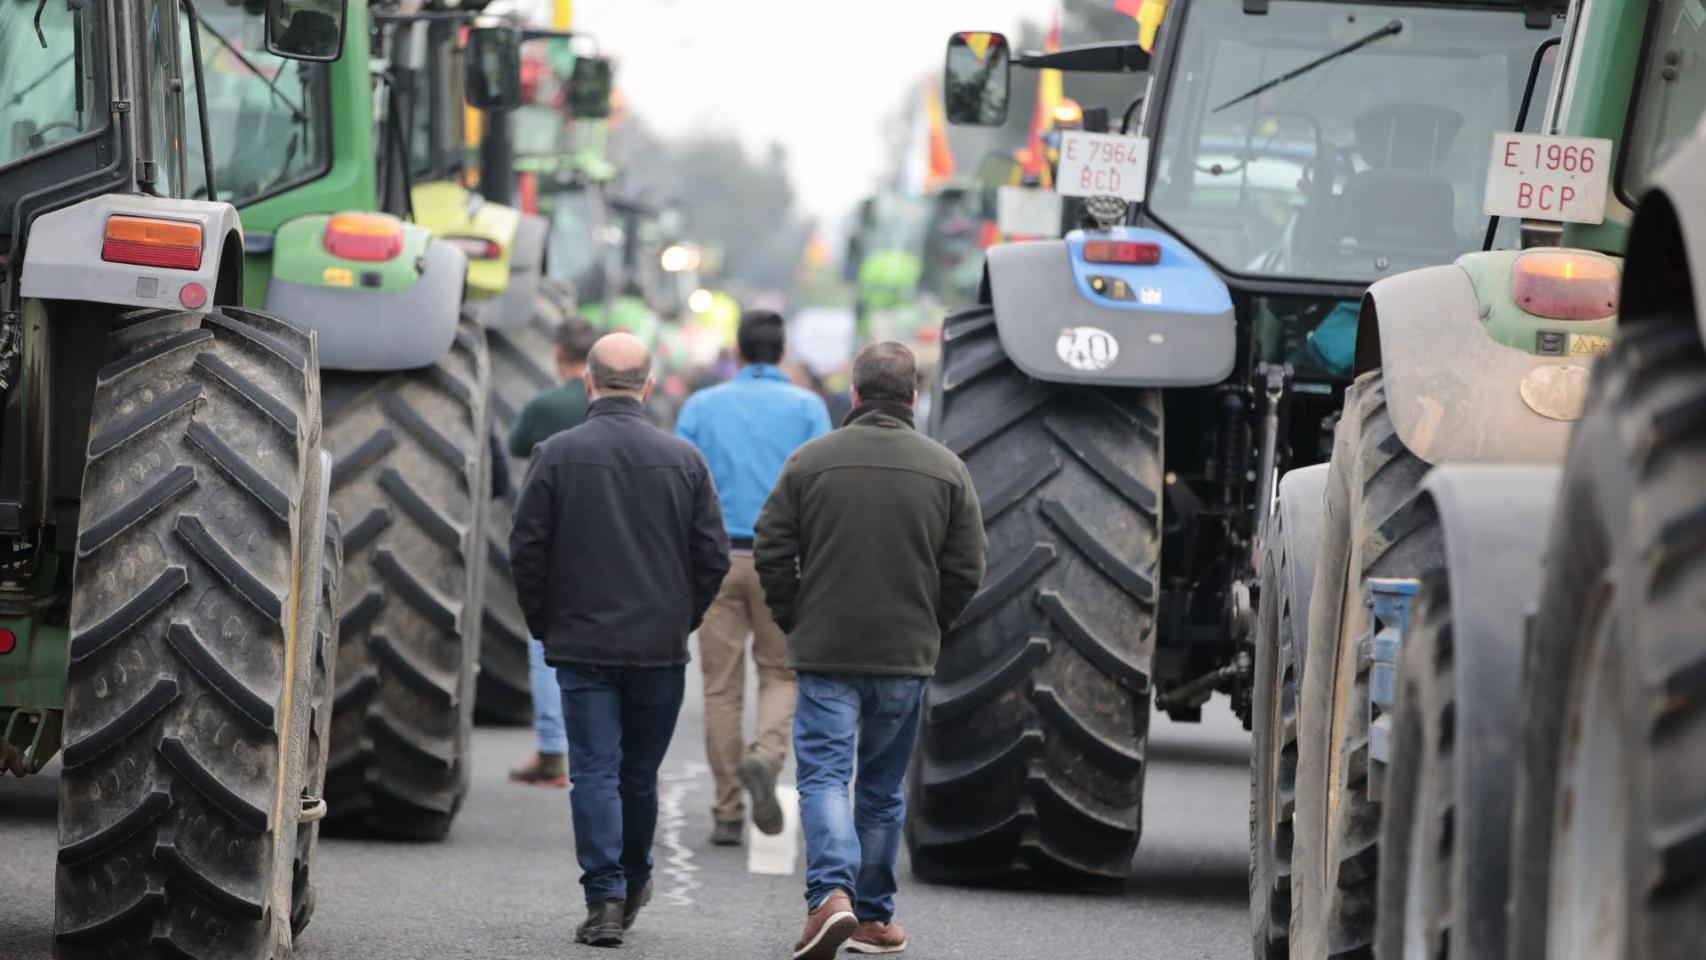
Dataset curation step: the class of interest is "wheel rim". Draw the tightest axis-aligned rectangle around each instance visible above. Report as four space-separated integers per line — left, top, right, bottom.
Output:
1547 591 1626 960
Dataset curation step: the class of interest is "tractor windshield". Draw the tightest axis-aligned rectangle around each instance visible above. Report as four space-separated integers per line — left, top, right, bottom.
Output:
185 4 330 204
1620 1 1706 197
1147 0 1550 284
0 0 98 170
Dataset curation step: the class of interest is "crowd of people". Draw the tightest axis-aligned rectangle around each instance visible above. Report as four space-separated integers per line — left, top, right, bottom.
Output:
501 310 987 958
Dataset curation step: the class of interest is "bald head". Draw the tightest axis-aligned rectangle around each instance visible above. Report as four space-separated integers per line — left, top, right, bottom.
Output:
587 333 654 399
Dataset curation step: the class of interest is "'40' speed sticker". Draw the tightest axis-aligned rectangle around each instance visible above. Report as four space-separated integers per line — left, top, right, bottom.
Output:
1056 326 1119 372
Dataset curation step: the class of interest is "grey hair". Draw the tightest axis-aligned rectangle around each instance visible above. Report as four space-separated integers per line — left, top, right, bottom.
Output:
852 341 916 403
588 347 652 394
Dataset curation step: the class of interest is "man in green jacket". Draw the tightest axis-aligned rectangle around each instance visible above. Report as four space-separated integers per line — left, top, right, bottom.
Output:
754 341 986 959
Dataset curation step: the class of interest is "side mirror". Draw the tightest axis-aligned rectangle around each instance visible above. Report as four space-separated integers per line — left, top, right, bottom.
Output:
569 56 614 119
265 0 348 62
945 32 1011 126
466 26 524 112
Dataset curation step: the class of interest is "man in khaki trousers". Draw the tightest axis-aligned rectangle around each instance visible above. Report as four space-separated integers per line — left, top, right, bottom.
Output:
675 310 831 844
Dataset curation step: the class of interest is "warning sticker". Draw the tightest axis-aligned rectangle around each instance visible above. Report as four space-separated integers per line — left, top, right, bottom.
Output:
1568 333 1613 356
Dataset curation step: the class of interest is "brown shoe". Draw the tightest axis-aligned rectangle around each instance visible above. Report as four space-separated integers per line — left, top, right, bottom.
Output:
847 919 907 954
509 752 567 786
793 890 857 960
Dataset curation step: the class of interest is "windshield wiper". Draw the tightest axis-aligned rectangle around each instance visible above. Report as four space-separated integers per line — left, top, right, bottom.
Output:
1213 19 1403 113
192 8 306 122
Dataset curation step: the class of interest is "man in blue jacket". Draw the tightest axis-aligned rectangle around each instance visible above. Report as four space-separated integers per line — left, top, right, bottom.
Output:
676 310 831 845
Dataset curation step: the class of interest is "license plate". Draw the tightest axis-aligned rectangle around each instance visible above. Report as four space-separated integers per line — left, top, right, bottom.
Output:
1483 132 1613 225
1057 131 1150 203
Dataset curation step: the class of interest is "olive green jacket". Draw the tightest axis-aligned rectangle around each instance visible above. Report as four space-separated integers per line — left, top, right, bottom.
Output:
754 402 986 677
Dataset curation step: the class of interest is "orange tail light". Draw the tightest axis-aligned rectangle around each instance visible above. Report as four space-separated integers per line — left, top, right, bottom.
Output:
324 212 406 262
102 216 204 270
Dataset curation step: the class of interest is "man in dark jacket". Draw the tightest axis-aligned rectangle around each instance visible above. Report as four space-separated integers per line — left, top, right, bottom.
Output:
754 341 986 959
510 332 731 947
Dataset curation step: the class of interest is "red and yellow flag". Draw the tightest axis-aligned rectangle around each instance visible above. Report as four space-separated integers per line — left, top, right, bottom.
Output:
1019 16 1063 185
924 82 957 188
1114 0 1170 51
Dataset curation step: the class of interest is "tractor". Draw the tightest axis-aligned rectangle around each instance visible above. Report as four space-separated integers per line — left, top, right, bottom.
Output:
0 0 347 955
192 0 527 837
913 0 1566 886
1254 0 1706 954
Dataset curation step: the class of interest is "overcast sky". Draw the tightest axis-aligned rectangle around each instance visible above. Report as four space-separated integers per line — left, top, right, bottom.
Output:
540 0 1049 227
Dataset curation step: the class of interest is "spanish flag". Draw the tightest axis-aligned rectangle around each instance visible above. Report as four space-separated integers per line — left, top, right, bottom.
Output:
1114 0 1169 51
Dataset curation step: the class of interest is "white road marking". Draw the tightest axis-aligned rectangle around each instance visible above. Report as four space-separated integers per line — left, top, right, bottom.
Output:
746 785 800 876
656 762 708 907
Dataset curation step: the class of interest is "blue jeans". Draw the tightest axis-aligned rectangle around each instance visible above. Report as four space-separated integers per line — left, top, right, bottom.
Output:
557 663 687 904
529 637 566 754
794 672 927 923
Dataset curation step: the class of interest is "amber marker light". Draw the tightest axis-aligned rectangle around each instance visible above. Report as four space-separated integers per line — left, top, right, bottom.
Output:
102 216 204 270
1511 251 1619 321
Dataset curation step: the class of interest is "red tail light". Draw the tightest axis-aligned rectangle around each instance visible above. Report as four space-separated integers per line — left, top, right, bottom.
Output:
445 236 503 260
102 216 203 270
1511 252 1619 321
324 212 405 262
1083 240 1161 265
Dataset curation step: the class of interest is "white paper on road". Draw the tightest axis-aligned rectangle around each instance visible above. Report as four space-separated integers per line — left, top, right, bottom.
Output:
746 785 800 876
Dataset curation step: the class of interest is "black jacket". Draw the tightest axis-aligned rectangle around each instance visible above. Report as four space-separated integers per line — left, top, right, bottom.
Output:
754 402 986 676
510 397 731 667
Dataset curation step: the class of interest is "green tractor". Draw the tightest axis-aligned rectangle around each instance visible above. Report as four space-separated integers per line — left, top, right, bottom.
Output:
473 28 617 727
913 0 1566 886
0 0 348 955
1255 0 1706 954
195 1 525 837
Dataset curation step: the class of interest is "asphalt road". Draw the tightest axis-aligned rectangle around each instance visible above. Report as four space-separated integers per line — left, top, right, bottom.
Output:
1 642 1251 960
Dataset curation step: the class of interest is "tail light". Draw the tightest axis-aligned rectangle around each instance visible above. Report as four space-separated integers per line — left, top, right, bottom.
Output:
1083 240 1161 265
324 212 405 262
445 236 503 260
1511 252 1619 321
102 216 203 270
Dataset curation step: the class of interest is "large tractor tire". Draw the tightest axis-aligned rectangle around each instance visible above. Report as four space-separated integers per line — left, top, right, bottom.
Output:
474 310 560 725
906 304 1162 885
291 509 342 938
321 313 491 840
1292 372 1442 957
56 306 325 959
1249 464 1328 960
1508 319 1706 959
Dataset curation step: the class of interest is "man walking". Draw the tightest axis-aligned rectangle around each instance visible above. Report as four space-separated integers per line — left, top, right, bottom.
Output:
675 310 831 845
507 318 600 788
754 342 986 959
510 333 731 947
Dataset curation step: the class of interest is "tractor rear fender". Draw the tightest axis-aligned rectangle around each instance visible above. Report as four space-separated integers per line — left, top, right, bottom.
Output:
985 226 1235 387
265 226 467 372
1622 118 1706 331
1356 264 1591 466
1420 464 1561 652
412 180 520 300
486 212 548 330
1271 462 1331 639
20 195 240 312
1411 463 1562 916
